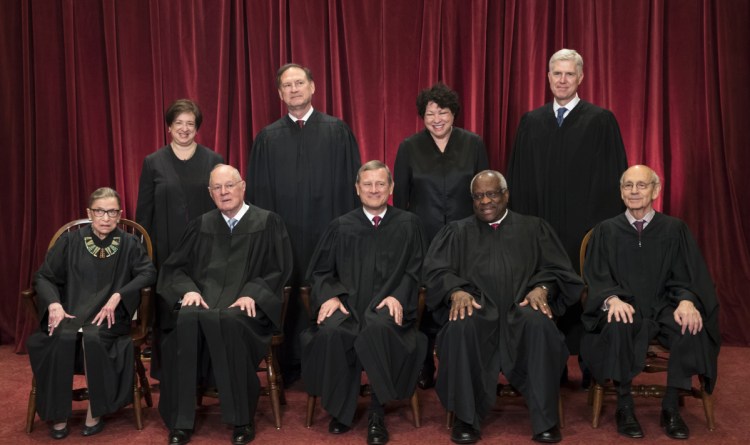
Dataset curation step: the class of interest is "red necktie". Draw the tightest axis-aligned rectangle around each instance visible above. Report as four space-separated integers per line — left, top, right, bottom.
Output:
297 120 305 128
634 220 644 247
490 223 500 230
372 216 381 228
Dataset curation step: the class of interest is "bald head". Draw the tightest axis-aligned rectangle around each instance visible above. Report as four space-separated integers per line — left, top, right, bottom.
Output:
620 164 662 218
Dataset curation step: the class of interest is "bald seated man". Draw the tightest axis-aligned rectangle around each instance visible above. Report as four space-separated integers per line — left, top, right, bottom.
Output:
580 165 720 440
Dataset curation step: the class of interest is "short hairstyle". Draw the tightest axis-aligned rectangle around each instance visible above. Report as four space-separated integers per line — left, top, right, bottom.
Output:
209 164 243 184
470 170 508 192
165 99 203 130
276 63 314 88
416 83 461 118
88 187 121 208
356 160 393 185
619 165 662 187
548 48 584 75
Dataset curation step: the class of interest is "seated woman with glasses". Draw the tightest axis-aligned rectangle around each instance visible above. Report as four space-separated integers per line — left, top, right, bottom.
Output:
26 187 156 439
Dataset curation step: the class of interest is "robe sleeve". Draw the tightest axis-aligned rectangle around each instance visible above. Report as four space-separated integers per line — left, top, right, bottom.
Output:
306 219 351 313
135 156 155 236
156 218 204 309
474 137 490 172
247 130 275 211
393 140 412 210
115 236 157 317
33 233 71 321
237 213 293 331
384 218 427 316
335 122 362 211
423 224 474 315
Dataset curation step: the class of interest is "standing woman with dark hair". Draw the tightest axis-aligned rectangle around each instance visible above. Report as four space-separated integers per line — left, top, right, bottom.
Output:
393 83 489 389
135 99 224 379
136 99 224 269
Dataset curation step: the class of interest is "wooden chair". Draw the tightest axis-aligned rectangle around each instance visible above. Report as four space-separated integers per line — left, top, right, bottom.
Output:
197 285 291 429
22 218 154 432
301 286 425 428
578 228 716 430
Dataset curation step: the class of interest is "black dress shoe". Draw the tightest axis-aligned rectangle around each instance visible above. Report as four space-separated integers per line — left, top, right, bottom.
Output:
417 365 435 389
49 423 69 440
660 409 689 440
168 429 192 445
328 418 351 434
615 406 644 438
367 412 389 445
532 424 562 443
232 423 256 445
81 419 105 436
450 418 480 444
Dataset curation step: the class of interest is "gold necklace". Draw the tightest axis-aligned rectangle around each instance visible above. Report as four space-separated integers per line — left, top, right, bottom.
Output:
84 236 121 259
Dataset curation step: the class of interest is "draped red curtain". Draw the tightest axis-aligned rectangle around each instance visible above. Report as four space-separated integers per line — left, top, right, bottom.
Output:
2 0 748 349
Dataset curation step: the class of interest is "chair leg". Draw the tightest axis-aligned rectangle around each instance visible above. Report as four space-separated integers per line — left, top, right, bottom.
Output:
699 378 716 431
305 395 316 428
135 353 153 407
133 363 144 430
446 411 454 429
591 382 604 428
558 394 565 428
266 354 282 429
410 390 421 427
26 377 37 433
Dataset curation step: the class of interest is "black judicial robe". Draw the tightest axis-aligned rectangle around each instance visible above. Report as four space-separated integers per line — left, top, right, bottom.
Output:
27 227 156 421
300 206 428 426
581 213 720 393
393 127 489 242
507 100 627 271
156 206 292 429
423 212 583 433
136 145 224 268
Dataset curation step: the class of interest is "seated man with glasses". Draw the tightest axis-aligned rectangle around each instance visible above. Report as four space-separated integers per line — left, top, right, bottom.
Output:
580 165 720 440
423 170 583 444
156 164 293 445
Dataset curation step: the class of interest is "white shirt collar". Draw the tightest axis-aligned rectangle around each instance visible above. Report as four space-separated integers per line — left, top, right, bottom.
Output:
222 203 250 226
488 208 509 227
288 107 314 123
363 207 387 225
553 94 580 115
625 209 655 228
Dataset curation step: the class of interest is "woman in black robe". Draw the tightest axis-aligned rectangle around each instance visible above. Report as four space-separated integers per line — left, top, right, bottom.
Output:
135 99 223 378
26 188 156 439
393 83 489 388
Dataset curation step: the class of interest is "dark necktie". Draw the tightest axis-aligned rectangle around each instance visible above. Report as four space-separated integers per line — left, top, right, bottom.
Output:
556 107 567 127
297 119 305 128
634 220 644 246
372 216 381 228
490 223 500 230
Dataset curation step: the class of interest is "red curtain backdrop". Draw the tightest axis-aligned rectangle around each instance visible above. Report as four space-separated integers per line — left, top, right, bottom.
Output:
2 0 748 349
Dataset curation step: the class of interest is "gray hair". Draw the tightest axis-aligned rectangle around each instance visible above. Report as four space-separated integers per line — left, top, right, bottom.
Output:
549 49 584 75
88 187 121 208
209 164 243 183
356 160 393 185
470 170 508 192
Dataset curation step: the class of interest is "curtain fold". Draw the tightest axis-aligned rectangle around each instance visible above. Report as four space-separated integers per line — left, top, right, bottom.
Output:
2 0 748 349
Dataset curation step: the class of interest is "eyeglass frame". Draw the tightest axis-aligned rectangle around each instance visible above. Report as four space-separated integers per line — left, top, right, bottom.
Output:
621 181 655 191
89 208 122 218
471 188 507 201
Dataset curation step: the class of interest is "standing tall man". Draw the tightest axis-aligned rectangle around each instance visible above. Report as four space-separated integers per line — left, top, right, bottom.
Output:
507 49 628 370
248 63 362 384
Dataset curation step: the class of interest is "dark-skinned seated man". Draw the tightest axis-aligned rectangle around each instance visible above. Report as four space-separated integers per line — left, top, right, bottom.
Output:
301 160 427 445
156 164 293 445
423 170 584 444
580 165 720 440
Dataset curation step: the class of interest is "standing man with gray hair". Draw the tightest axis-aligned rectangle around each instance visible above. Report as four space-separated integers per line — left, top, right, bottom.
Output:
507 49 628 382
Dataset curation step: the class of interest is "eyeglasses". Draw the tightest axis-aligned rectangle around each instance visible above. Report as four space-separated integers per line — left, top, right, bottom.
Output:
471 189 506 201
209 181 242 192
89 208 121 218
621 182 654 191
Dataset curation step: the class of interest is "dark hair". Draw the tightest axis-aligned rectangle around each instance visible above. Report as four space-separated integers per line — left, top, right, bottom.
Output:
276 63 314 88
165 99 203 130
88 187 121 208
416 83 461 117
